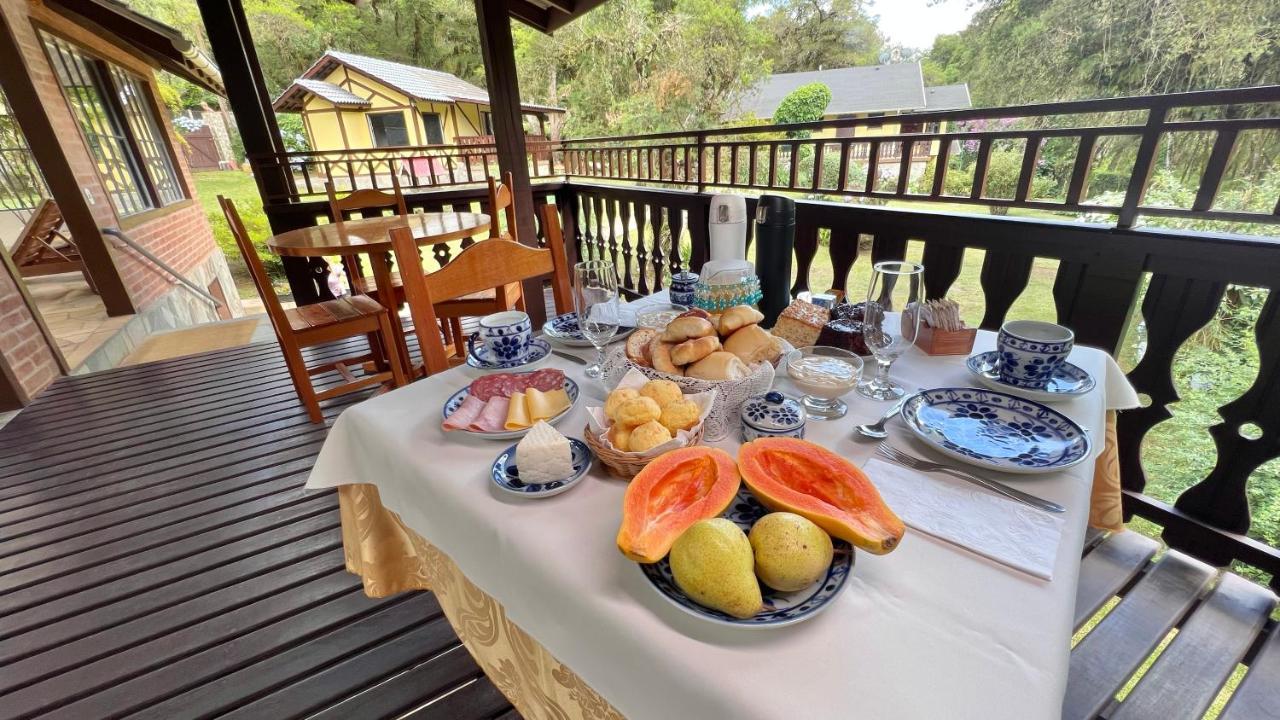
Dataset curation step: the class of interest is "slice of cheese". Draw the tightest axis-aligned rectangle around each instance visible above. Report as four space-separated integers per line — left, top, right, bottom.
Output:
516 421 575 484
526 387 571 422
505 391 531 430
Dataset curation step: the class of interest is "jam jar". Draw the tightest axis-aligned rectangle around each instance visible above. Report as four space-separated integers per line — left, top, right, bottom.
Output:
740 391 807 442
670 271 698 307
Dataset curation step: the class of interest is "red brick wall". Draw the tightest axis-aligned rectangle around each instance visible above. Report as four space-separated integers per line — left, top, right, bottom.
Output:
0 266 60 401
113 202 220 311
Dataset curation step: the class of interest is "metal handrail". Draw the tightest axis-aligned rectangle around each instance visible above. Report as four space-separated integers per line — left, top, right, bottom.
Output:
101 227 222 308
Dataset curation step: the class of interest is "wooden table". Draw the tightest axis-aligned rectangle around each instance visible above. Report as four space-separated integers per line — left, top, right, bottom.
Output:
267 212 491 374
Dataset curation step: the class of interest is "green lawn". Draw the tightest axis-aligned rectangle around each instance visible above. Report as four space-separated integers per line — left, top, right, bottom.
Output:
195 168 1278 584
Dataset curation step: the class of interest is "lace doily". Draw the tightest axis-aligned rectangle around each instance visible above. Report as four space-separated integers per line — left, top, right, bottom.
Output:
602 348 776 441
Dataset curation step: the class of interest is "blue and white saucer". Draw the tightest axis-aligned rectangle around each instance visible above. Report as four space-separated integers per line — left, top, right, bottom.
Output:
442 375 579 440
901 388 1091 475
966 351 1095 403
542 313 635 347
490 439 592 498
467 337 552 370
640 491 853 628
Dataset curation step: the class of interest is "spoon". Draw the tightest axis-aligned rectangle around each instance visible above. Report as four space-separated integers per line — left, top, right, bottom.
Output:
855 396 910 440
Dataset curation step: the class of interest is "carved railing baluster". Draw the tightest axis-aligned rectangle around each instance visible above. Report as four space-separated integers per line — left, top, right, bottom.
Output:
667 206 685 277
790 220 819 298
635 201 650 296
921 242 965 299
688 201 710 272
619 201 634 292
605 197 619 272
979 251 1035 330
649 204 666 290
828 229 859 298
1117 275 1229 497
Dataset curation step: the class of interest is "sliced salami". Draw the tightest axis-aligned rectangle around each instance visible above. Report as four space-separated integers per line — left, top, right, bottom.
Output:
526 368 565 392
467 369 564 400
469 374 511 401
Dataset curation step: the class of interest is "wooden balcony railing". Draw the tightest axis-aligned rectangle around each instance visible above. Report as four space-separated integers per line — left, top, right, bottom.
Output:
558 85 1280 229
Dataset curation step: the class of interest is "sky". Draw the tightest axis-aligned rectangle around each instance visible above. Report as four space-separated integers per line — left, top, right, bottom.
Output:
869 0 979 51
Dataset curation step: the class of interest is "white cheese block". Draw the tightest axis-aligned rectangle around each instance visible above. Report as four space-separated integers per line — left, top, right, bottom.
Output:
516 421 574 484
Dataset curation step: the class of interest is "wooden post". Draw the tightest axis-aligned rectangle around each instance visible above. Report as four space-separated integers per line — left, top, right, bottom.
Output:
196 0 325 303
473 0 545 325
0 12 133 316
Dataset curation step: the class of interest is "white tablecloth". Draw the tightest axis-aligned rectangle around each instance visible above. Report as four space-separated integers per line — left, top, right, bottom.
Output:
308 331 1134 720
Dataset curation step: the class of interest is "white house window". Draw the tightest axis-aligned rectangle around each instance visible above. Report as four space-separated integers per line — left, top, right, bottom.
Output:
368 111 409 147
41 32 185 216
421 112 444 145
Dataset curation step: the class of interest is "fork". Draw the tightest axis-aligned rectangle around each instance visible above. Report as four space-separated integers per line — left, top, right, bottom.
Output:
876 445 1066 514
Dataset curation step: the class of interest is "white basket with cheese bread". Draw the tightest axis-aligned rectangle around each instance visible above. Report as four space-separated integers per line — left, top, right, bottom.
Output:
602 305 790 441
585 370 715 479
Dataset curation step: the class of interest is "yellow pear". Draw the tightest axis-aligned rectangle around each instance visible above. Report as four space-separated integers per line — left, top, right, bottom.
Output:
749 512 833 592
669 518 762 619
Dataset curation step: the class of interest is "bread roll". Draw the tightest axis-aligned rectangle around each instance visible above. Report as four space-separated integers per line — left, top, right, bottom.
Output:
718 305 765 335
685 351 750 381
649 336 683 375
660 316 716 343
670 335 721 366
625 328 657 367
676 308 711 321
723 324 783 365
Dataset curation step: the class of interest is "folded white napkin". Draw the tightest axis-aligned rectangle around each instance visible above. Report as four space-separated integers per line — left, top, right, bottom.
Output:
864 457 1065 580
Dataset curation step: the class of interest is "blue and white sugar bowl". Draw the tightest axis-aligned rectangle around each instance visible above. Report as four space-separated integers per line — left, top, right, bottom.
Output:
741 391 807 442
670 271 699 307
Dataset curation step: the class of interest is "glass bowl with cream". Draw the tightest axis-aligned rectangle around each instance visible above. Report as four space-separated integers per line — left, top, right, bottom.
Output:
785 346 864 419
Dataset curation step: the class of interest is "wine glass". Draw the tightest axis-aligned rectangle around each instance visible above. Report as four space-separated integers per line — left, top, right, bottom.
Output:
857 260 924 400
573 260 620 379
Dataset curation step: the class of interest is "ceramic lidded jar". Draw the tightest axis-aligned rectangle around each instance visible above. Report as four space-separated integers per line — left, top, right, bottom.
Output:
670 271 699 307
741 391 807 442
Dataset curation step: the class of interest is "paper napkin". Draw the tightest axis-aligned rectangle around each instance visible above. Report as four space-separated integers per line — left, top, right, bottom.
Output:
864 457 1065 580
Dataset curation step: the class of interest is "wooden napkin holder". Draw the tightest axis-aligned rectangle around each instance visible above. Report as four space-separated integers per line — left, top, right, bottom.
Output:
912 323 977 355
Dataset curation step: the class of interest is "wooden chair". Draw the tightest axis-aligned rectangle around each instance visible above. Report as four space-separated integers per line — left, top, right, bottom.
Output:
486 171 519 242
392 202 573 376
326 179 408 295
11 199 96 291
219 196 407 423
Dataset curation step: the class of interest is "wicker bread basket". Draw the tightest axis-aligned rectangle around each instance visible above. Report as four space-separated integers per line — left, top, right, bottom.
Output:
583 423 706 480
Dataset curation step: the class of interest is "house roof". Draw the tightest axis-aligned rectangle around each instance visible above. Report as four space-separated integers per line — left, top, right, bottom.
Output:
292 79 370 108
272 50 564 115
44 0 224 96
925 83 973 111
733 63 972 120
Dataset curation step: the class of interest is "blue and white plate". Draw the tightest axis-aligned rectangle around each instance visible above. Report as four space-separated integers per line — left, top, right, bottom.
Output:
467 337 552 370
966 351 1095 403
490 439 592 498
640 491 853 628
441 375 579 440
541 313 635 347
901 388 1091 475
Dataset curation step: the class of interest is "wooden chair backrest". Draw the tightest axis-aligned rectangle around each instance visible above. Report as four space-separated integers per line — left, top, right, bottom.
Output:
11 199 71 266
326 177 408 221
218 196 290 339
486 171 518 241
392 203 573 374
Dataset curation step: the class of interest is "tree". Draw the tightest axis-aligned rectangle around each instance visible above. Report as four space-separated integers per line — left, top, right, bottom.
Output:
773 82 831 137
753 0 883 73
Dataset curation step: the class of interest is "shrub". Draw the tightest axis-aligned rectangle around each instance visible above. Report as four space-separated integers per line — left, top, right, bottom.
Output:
773 83 831 139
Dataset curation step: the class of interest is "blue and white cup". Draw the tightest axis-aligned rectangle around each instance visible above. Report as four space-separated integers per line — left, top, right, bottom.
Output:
996 320 1074 390
477 310 533 362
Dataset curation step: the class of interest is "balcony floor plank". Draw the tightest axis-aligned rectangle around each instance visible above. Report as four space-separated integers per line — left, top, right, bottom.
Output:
0 335 515 719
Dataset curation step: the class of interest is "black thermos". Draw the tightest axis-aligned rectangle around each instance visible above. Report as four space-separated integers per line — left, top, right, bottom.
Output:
754 194 795 327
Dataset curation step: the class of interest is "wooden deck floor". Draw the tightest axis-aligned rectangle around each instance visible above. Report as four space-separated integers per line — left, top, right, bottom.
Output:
0 335 517 719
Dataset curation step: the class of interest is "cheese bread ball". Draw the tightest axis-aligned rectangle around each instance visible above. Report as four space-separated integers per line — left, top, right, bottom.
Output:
639 379 683 408
608 424 633 452
659 399 700 434
604 387 640 421
629 420 673 453
614 396 662 427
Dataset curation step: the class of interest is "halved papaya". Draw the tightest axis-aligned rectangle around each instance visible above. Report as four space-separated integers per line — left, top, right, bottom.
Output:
617 446 741 563
738 438 905 554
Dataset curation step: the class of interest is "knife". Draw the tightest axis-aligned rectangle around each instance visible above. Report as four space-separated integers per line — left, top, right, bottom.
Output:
552 349 588 365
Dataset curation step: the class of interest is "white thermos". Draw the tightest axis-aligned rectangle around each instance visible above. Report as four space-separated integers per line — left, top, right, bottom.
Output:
708 194 747 262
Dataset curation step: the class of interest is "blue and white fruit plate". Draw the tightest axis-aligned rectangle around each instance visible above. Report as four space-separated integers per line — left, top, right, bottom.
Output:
542 313 635 347
441 376 579 441
490 439 592 498
966 351 1095 403
901 387 1091 475
640 491 853 628
467 337 552 370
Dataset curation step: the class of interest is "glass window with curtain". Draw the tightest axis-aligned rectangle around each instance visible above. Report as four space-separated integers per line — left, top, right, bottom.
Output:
40 33 185 217
368 112 409 147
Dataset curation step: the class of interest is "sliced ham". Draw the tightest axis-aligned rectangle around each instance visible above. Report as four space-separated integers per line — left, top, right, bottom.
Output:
469 396 511 432
442 394 487 431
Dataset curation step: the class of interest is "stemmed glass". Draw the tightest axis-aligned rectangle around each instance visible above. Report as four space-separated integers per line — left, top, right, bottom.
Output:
573 260 620 379
858 260 924 400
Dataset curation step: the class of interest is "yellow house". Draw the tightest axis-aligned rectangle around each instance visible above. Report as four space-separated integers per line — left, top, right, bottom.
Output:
733 63 971 167
272 50 564 151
